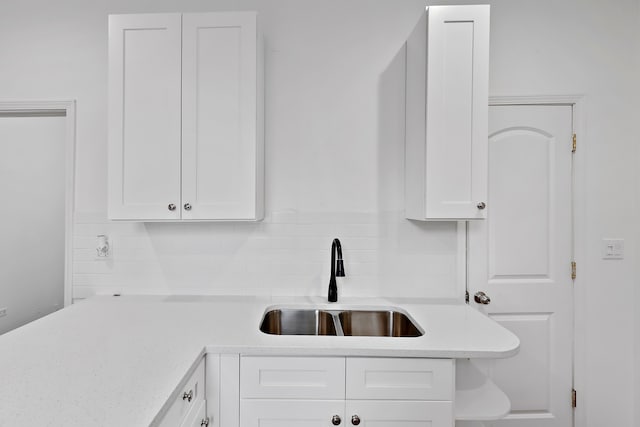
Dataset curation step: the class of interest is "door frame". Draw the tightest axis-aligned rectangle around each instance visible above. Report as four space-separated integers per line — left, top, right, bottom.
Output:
0 100 76 308
487 95 586 426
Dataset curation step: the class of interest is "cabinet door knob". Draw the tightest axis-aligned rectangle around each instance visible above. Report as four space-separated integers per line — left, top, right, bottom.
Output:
184 203 192 211
351 415 361 425
477 202 486 210
168 203 176 211
332 415 342 425
182 390 193 402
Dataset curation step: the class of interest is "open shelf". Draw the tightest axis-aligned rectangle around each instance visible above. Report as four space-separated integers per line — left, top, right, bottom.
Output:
455 359 510 421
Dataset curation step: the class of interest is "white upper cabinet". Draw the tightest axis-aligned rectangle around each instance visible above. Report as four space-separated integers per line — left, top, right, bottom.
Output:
405 5 490 221
108 12 264 221
108 14 182 221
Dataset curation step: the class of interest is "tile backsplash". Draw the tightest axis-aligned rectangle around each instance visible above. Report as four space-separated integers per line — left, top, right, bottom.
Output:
72 211 462 301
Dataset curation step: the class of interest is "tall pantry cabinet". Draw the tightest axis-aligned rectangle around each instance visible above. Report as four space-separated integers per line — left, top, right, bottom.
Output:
108 12 264 221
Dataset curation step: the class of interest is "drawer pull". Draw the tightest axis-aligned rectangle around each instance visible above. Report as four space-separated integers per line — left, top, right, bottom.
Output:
351 415 361 425
332 415 341 425
182 390 193 402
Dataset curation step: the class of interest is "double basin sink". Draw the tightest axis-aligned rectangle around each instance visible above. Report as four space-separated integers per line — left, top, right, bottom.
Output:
260 306 423 337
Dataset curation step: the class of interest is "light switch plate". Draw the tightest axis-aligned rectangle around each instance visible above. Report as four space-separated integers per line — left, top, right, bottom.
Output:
602 238 624 260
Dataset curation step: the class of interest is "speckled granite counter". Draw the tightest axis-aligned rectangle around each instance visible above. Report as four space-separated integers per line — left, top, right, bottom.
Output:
0 295 519 426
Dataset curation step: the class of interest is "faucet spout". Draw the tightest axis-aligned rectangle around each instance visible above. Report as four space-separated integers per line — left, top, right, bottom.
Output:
328 238 345 302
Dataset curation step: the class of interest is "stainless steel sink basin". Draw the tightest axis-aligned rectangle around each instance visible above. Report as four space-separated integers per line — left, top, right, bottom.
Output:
338 310 423 337
260 308 337 335
259 306 423 337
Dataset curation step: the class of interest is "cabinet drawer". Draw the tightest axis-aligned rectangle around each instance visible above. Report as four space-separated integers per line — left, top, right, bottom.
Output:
180 399 207 427
346 358 453 400
157 358 206 427
240 356 345 399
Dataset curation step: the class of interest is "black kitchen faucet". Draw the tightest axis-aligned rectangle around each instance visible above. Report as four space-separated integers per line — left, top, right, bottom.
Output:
327 238 345 302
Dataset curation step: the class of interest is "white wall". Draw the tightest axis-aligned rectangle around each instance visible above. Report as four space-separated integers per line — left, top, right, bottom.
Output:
70 0 463 300
0 0 637 426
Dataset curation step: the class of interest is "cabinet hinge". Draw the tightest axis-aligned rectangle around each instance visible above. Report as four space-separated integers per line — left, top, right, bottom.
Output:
465 291 470 304
572 388 577 408
572 134 577 153
571 261 577 280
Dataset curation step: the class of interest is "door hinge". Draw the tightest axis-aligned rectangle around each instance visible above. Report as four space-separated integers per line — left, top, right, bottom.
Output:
572 134 577 153
465 290 470 304
571 261 577 280
572 388 577 408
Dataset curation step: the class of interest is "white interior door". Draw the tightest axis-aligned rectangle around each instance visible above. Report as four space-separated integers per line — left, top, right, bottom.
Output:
0 113 66 334
468 104 574 427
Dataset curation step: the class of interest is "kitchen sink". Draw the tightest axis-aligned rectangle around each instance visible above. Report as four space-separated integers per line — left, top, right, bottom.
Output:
260 308 337 335
259 306 423 337
338 310 422 337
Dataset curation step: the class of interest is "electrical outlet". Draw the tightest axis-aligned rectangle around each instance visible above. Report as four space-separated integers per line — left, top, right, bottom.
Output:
96 234 111 259
0 308 7 318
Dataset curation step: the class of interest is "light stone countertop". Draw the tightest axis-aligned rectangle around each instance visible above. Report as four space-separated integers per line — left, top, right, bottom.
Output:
0 295 519 426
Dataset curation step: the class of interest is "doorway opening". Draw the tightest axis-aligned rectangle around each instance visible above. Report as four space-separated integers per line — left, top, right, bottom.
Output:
0 101 75 334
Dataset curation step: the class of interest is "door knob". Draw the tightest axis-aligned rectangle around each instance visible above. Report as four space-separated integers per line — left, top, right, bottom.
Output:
184 203 192 211
351 415 361 425
332 415 342 425
477 202 486 210
474 291 491 305
168 203 176 211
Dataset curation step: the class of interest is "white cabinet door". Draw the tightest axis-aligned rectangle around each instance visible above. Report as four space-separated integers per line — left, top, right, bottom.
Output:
405 5 490 220
108 13 182 220
346 401 453 427
240 400 344 427
182 12 262 220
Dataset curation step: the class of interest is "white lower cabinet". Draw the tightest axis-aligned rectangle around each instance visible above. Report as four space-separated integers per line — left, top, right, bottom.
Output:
157 357 207 427
239 356 454 427
205 353 241 427
242 400 452 426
